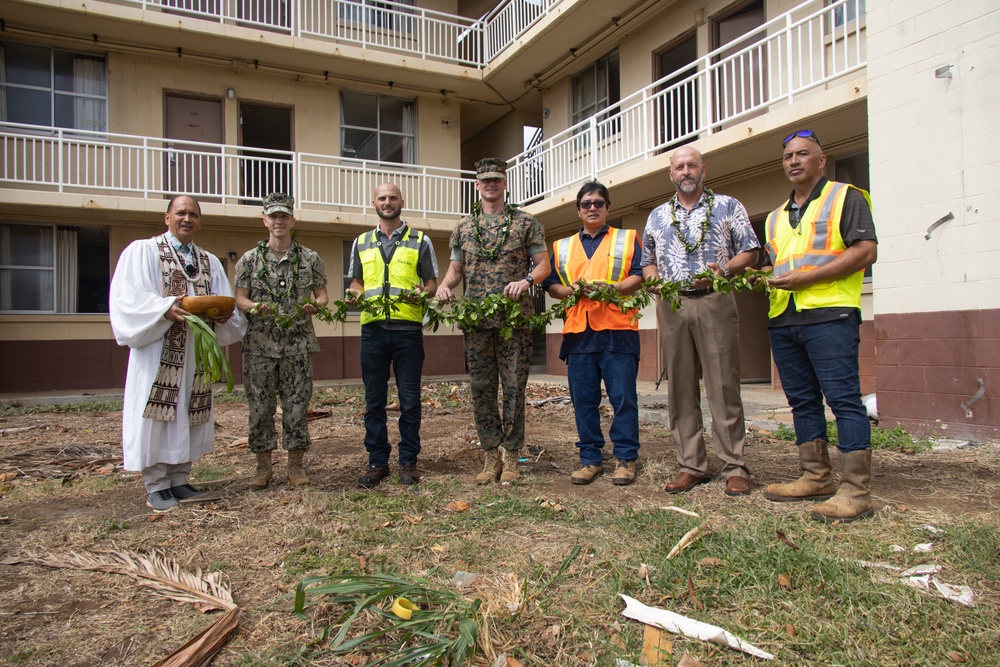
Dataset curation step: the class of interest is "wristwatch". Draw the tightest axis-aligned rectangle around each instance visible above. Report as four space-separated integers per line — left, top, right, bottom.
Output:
524 275 535 285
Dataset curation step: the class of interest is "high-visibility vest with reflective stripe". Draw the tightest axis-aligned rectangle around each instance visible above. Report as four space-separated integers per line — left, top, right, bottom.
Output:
553 227 638 333
764 181 871 319
356 227 424 325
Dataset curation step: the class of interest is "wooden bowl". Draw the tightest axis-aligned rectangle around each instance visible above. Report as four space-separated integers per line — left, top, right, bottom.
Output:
181 295 236 319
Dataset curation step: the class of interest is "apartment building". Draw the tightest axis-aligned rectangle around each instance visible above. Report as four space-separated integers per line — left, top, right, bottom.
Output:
1 0 996 440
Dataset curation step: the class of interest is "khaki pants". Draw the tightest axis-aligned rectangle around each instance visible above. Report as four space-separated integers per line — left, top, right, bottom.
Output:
656 292 748 479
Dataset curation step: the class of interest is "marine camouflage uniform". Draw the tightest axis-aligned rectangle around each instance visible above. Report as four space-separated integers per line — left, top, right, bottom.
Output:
235 242 326 453
450 207 545 452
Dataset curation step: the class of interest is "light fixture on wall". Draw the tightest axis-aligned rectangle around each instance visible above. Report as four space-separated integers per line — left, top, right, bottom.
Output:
228 251 238 262
934 65 953 79
542 108 550 119
441 119 451 127
226 87 236 99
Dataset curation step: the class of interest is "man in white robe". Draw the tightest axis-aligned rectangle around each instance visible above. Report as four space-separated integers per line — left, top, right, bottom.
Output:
110 195 244 512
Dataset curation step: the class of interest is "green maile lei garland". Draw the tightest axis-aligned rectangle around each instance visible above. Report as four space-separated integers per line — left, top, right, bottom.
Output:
670 188 715 254
470 200 520 260
255 239 300 303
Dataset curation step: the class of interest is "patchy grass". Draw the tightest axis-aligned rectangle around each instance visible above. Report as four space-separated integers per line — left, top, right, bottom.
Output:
0 400 123 417
1 382 997 667
277 490 1000 667
773 420 933 453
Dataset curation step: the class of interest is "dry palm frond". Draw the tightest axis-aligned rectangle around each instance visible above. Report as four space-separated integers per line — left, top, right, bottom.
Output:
19 549 240 667
25 549 236 611
151 606 241 667
666 520 716 560
0 445 120 479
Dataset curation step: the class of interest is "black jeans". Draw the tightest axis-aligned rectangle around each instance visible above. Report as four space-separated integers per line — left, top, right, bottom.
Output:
360 324 425 467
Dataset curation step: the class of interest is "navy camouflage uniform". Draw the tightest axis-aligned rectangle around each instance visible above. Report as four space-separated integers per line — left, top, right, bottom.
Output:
235 242 327 453
450 207 546 452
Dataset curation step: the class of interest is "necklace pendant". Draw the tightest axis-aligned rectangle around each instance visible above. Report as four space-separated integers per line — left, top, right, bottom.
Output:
278 278 287 289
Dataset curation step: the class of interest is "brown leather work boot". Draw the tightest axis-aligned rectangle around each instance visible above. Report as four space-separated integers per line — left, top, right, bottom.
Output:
359 464 391 489
475 449 503 485
249 451 273 490
571 464 603 485
499 449 520 484
287 449 309 486
811 449 876 523
764 439 837 502
611 459 637 486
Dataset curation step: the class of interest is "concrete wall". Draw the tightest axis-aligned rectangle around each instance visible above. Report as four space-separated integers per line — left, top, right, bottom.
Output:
867 0 1000 439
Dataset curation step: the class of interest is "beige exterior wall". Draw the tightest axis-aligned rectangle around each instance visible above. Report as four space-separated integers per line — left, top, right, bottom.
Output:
109 53 461 169
867 0 1000 316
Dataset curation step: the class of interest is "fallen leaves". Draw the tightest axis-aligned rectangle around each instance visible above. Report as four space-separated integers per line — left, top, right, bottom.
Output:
778 573 791 588
776 529 799 550
444 500 471 513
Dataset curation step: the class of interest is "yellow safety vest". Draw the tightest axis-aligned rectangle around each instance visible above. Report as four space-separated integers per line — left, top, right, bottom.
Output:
553 227 639 333
356 227 424 325
764 181 872 319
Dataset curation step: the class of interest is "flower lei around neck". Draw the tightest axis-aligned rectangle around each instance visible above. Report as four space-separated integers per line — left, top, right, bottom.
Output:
470 200 519 260
256 239 300 302
669 188 715 254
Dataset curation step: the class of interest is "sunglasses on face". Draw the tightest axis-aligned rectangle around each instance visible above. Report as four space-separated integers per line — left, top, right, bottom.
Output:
579 200 607 210
782 129 822 148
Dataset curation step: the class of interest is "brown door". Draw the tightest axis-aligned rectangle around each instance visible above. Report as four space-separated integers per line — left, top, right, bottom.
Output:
238 102 293 205
655 33 698 150
164 94 223 201
737 217 772 382
713 0 767 129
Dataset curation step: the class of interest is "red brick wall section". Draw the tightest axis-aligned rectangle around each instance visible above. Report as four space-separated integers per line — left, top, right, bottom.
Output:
875 309 1000 441
0 339 123 393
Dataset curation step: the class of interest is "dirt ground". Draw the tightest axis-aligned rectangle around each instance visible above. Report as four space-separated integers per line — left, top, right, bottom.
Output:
1 381 998 665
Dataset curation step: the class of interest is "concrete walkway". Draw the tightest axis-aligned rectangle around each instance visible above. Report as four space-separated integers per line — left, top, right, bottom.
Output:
0 371 806 434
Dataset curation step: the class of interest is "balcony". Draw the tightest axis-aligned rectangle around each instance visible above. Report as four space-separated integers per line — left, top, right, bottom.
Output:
0 123 476 219
507 0 868 206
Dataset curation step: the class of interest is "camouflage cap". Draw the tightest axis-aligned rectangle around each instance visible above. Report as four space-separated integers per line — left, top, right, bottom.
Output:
262 192 295 216
475 157 507 180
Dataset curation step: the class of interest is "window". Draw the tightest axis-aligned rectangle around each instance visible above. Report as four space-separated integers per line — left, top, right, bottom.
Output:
572 50 620 128
0 223 109 313
831 0 865 27
341 91 416 164
0 41 107 132
338 0 415 33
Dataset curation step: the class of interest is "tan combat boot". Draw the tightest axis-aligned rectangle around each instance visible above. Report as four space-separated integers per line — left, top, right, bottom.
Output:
811 449 875 523
475 448 503 485
250 451 273 490
287 449 309 486
764 439 837 502
499 449 520 484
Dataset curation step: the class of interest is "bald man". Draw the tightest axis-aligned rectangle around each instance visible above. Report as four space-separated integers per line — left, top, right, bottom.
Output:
347 183 438 488
641 147 760 496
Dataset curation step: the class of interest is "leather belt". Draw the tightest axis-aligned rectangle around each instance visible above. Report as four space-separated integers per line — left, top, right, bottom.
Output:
678 288 712 297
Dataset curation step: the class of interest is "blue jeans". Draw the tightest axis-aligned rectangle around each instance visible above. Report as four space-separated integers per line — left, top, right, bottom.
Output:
360 325 425 467
768 312 870 453
567 350 640 465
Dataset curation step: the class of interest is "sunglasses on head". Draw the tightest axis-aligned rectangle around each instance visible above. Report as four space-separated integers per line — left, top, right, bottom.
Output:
782 129 822 148
579 200 607 210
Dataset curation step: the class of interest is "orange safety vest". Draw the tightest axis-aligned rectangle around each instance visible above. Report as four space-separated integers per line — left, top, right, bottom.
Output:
552 227 638 334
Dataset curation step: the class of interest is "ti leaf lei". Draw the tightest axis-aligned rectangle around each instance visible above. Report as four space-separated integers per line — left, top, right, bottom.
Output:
470 201 519 260
255 240 300 302
670 188 715 254
254 269 773 337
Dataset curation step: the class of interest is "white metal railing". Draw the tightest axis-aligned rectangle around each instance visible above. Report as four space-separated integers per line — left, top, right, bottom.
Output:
97 0 561 67
116 0 484 66
0 123 476 218
483 0 559 61
506 0 867 203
